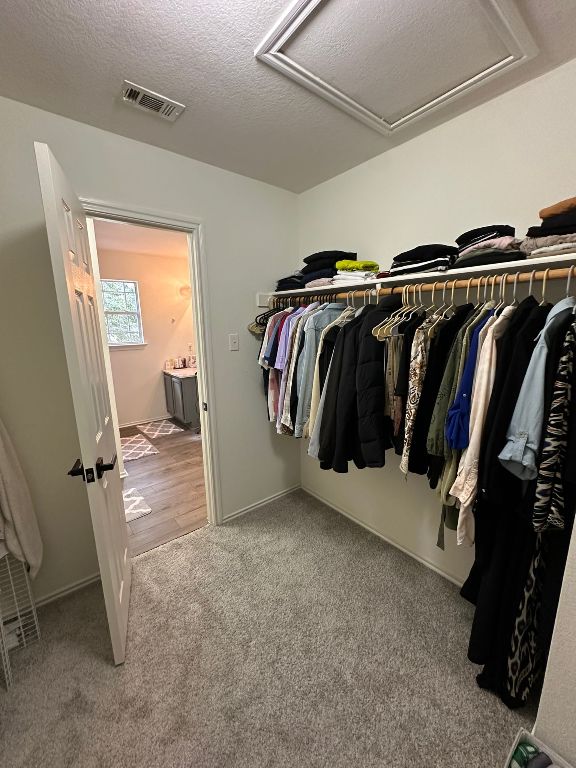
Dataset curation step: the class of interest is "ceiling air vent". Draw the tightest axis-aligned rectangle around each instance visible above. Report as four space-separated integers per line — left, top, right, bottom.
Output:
121 80 185 122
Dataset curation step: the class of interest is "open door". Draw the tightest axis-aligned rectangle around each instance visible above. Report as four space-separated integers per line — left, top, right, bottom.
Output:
35 142 131 664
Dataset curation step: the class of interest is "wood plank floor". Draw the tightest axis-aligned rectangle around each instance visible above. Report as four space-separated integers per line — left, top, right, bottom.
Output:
120 424 207 556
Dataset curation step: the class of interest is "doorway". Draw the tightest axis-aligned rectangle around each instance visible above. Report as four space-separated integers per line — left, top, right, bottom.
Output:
88 218 208 555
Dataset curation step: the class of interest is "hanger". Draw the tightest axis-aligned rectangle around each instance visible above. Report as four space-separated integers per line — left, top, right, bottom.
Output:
388 283 418 334
540 268 550 306
496 273 507 311
445 279 457 316
489 275 497 303
373 286 407 339
427 279 454 337
510 272 520 307
566 265 575 297
474 276 485 308
430 281 438 309
482 275 490 304
434 280 448 317
528 269 537 298
491 273 505 313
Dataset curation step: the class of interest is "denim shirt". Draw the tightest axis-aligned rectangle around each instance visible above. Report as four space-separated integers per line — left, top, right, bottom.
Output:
498 296 576 480
294 303 347 438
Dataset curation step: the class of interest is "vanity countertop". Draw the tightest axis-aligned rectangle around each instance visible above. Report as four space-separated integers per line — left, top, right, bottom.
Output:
164 368 197 379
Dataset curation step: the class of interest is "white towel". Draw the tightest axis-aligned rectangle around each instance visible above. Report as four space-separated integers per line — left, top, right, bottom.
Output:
0 417 43 578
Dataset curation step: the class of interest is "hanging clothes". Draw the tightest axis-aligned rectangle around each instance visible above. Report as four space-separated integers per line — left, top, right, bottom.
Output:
294 303 348 438
498 296 576 480
450 305 516 546
319 307 377 472
407 303 474 475
308 308 354 437
356 294 403 467
255 270 576 711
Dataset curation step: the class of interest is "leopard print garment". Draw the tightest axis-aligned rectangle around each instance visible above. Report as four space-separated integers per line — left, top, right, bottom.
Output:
505 321 576 704
533 320 576 532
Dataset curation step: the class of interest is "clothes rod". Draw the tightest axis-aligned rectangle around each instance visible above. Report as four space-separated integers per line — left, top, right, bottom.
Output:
272 265 576 302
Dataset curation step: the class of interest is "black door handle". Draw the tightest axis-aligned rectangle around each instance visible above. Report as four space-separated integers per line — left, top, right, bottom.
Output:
68 459 85 479
96 454 118 479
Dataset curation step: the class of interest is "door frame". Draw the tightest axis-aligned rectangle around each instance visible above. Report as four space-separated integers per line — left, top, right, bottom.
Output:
80 198 222 526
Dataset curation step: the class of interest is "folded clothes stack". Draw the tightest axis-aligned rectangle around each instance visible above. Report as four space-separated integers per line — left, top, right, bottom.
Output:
276 273 305 291
275 250 356 291
451 224 523 268
389 244 457 275
520 195 576 257
332 259 380 283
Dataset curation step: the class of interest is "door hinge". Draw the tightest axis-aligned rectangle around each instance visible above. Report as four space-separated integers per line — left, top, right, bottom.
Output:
202 402 208 412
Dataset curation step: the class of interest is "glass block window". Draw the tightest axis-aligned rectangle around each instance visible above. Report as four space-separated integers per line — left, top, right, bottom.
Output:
101 280 144 345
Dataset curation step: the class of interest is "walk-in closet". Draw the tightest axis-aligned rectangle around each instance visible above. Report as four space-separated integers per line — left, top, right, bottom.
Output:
3 1 576 766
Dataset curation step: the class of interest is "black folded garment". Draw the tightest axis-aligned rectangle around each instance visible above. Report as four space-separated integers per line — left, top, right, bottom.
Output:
526 224 576 238
303 250 356 265
389 256 454 275
526 209 576 238
541 210 576 229
450 248 524 269
393 243 458 264
301 257 342 274
456 225 515 253
302 267 337 284
276 273 305 290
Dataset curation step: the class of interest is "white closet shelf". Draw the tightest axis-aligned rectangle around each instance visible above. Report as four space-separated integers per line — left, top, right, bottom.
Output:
272 253 576 296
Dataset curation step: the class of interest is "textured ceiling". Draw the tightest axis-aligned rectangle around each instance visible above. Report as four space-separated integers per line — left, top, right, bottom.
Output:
93 219 188 259
283 0 512 123
0 0 576 191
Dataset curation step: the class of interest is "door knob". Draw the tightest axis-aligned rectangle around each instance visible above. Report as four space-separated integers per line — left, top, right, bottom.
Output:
96 454 117 479
68 459 95 483
68 459 85 479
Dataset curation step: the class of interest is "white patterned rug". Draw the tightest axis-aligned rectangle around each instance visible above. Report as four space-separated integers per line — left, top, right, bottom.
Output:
121 434 159 462
137 419 184 439
123 488 152 522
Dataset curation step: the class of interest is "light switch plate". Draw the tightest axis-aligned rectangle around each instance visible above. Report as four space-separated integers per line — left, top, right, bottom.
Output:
228 333 239 352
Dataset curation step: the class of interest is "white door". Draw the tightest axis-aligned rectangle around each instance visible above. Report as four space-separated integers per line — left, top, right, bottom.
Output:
35 142 131 664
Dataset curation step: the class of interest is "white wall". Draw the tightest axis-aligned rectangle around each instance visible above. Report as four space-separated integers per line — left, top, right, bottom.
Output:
98 248 194 426
0 94 299 602
297 57 576 585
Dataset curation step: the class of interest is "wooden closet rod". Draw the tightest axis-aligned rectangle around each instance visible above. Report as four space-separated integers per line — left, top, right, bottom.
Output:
373 265 575 297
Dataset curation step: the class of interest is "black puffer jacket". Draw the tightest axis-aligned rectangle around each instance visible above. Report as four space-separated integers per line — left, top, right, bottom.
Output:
319 308 375 472
356 294 403 467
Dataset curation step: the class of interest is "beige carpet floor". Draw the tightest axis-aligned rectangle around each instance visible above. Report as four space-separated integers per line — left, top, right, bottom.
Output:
0 491 533 767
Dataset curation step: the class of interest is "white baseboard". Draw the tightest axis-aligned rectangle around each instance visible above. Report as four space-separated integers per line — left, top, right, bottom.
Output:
223 485 301 523
302 486 464 588
119 414 170 429
35 572 101 608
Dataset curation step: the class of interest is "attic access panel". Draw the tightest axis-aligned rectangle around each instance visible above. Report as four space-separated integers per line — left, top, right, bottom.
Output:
255 0 537 135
